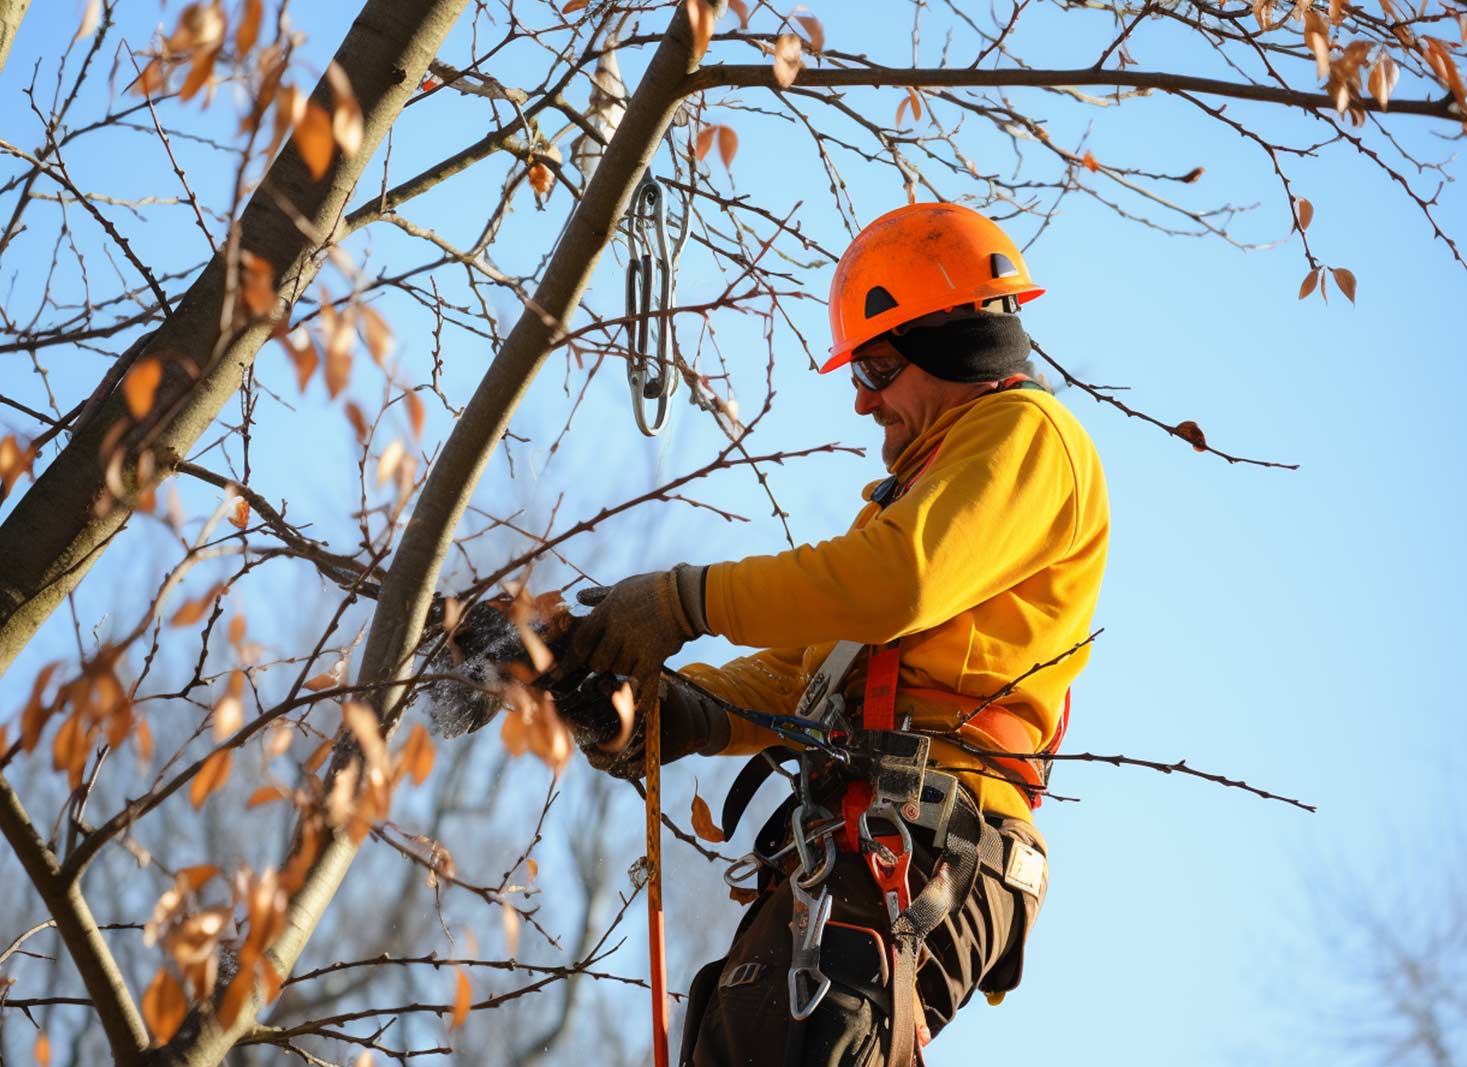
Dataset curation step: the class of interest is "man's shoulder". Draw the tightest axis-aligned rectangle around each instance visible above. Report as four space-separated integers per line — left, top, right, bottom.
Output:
952 386 1094 452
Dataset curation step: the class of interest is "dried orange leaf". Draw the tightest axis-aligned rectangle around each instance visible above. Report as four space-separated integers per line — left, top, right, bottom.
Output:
217 967 253 1028
359 305 393 366
772 32 803 88
214 693 243 740
528 161 554 195
500 707 529 757
326 62 363 157
178 864 221 892
1295 196 1314 231
189 748 233 809
304 673 338 692
295 100 334 179
303 739 333 773
228 615 247 646
686 0 717 62
171 582 226 627
179 45 220 102
728 0 750 29
135 717 155 762
527 857 539 881
229 498 250 530
717 125 738 168
1304 10 1331 80
376 439 405 488
400 722 435 786
124 357 164 418
0 433 38 497
247 785 286 808
342 701 387 766
796 14 824 52
599 681 636 754
1330 266 1357 303
1173 420 1209 453
563 0 589 10
345 402 370 445
1329 0 1344 25
451 968 472 1028
404 390 425 439
1298 266 1321 299
141 967 188 1044
239 250 275 316
1081 150 1099 173
1368 51 1400 107
236 0 263 53
129 57 167 97
502 904 521 956
277 328 319 392
691 788 726 842
695 124 718 161
74 0 102 43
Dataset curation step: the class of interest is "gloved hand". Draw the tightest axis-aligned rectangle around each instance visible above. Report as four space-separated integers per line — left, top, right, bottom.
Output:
566 566 708 702
557 675 730 781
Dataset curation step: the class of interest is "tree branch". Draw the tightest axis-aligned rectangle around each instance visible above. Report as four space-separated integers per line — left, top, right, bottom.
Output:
686 63 1462 122
0 772 149 1062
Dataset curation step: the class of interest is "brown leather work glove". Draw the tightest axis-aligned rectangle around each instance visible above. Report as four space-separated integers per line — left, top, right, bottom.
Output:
559 677 730 781
566 567 708 702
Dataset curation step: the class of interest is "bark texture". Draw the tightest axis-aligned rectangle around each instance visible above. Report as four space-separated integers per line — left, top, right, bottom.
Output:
0 0 468 676
0 0 31 75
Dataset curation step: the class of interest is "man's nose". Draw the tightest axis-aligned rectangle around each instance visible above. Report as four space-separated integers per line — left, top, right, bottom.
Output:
854 382 881 416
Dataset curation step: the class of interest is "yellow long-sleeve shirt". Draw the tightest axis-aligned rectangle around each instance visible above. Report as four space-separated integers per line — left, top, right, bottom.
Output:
680 386 1109 822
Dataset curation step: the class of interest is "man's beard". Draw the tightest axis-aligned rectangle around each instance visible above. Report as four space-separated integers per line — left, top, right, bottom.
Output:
876 414 911 468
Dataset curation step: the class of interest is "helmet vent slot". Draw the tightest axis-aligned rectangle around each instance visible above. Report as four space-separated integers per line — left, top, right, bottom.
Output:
864 286 899 318
990 252 1020 279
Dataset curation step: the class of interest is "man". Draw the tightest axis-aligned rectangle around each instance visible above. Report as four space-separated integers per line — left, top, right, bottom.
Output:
562 202 1109 1066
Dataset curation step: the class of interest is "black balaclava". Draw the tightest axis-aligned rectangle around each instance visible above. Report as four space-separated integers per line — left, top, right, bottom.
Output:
885 310 1035 383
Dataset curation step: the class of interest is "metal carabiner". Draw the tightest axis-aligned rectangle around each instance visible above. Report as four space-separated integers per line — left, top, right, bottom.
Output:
788 878 834 1020
623 174 689 437
723 815 844 889
857 802 913 867
791 803 838 890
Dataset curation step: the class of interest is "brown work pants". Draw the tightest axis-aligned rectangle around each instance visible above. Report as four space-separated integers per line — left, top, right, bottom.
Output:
680 815 1046 1067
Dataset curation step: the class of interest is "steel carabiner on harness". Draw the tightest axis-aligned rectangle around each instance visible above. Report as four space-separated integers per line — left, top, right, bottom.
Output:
623 174 689 437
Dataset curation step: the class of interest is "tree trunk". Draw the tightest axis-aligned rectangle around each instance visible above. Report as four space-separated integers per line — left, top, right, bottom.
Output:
0 0 469 676
0 0 32 75
156 4 717 1064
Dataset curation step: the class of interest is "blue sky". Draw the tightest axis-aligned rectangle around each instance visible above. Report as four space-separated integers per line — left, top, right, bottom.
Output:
2 2 1464 1064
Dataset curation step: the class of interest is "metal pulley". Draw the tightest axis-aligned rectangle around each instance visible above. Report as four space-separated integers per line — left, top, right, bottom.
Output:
624 174 690 436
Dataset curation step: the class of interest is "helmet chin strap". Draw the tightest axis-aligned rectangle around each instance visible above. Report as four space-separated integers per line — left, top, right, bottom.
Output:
886 311 1035 383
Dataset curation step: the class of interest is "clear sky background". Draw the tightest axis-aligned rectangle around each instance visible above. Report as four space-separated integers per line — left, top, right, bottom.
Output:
2 2 1464 1064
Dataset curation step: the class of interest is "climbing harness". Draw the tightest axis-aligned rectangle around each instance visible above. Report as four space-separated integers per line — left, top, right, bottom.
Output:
706 377 1064 1066
623 173 690 437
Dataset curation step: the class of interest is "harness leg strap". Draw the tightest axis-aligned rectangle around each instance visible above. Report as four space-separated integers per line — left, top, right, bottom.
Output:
884 815 992 1067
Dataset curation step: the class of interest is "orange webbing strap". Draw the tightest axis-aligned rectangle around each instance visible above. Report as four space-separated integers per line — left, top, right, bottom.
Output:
901 686 1072 809
862 642 902 731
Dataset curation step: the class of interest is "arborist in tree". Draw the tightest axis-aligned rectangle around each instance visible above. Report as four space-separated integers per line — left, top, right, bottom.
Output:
559 202 1110 1066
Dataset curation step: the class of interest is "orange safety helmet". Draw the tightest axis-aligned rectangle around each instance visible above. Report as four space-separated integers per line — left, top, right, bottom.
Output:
822 202 1043 373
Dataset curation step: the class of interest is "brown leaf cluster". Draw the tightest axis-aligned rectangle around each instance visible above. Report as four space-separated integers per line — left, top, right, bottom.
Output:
17 646 146 787
324 704 439 843
1324 39 1377 125
695 124 739 169
141 865 225 1042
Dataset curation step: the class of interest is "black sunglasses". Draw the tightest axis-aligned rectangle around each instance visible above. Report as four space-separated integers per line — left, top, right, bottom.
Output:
851 354 909 392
